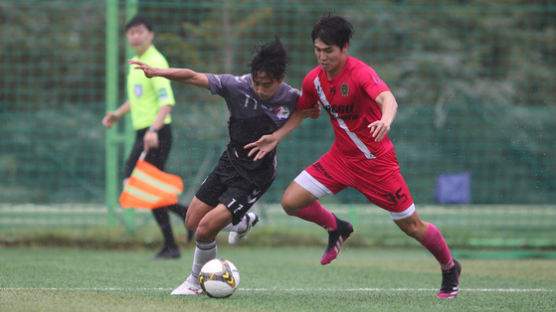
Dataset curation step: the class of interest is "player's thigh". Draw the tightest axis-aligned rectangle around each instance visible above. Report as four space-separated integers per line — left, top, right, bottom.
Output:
281 180 319 214
185 196 215 231
196 204 232 241
283 152 347 213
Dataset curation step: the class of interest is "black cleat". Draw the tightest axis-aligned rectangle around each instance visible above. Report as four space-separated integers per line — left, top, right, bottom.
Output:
437 259 462 298
321 215 353 265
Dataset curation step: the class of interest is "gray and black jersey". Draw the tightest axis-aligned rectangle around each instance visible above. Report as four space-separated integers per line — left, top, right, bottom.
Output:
205 73 300 187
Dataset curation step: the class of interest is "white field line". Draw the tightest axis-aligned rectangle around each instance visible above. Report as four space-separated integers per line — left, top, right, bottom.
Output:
0 287 552 293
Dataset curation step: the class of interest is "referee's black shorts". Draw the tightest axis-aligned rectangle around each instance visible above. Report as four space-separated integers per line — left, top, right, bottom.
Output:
124 124 173 178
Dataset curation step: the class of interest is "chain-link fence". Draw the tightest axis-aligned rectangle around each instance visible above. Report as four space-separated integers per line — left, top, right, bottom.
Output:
1 0 554 247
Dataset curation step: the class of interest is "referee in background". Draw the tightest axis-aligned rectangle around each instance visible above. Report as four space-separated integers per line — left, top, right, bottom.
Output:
102 15 192 259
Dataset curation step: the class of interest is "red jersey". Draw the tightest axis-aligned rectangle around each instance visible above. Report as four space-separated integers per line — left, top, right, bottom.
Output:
298 56 394 160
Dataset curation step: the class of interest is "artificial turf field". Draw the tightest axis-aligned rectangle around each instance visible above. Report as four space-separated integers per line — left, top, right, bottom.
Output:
1 247 554 312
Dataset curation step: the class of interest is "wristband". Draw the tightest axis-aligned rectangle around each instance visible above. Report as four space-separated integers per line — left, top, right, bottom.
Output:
148 126 158 133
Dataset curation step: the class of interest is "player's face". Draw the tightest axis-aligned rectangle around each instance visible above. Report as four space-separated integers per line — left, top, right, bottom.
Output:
126 24 154 55
313 38 348 78
252 71 283 101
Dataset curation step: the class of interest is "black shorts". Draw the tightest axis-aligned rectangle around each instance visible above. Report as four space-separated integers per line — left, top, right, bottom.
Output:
195 151 273 225
124 124 173 178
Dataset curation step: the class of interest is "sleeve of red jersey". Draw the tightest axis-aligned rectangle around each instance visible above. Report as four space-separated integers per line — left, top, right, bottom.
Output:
359 66 390 100
296 74 319 110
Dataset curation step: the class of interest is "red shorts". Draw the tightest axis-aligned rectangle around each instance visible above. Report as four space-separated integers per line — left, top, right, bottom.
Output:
297 149 414 214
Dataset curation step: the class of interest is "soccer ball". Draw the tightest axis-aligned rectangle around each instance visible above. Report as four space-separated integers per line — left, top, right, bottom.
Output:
199 258 240 298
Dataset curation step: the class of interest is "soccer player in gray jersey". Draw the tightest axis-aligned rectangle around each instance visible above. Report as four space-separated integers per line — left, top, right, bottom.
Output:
130 38 320 295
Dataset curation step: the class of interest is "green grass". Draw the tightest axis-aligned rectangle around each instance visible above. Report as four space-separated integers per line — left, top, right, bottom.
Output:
1 246 555 312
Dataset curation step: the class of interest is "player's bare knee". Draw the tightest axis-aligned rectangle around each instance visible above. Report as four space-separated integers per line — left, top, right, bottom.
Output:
195 223 216 242
283 207 298 216
281 196 298 215
185 215 198 232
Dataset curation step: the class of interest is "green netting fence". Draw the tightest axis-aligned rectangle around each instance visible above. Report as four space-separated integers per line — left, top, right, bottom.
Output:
1 0 555 248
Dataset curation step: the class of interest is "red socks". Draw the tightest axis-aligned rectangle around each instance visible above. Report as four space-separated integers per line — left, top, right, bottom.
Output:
294 201 337 231
295 203 454 270
419 223 454 271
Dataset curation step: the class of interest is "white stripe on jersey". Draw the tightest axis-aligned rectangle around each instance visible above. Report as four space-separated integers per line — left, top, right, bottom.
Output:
314 76 375 159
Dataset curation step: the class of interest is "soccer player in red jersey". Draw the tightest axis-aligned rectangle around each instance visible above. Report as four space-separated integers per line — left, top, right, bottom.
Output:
245 15 461 299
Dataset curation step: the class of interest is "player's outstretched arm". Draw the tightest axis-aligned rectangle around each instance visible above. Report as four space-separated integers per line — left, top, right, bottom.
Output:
244 104 320 161
368 91 398 142
128 60 209 89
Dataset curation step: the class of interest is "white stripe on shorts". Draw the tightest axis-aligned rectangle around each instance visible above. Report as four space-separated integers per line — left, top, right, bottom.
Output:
294 170 333 199
390 203 415 220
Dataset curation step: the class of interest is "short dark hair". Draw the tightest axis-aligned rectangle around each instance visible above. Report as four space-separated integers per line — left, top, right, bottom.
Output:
250 38 287 80
311 15 353 49
125 15 153 32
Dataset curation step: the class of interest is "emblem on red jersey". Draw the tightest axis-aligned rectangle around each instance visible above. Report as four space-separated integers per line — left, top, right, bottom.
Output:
341 84 349 97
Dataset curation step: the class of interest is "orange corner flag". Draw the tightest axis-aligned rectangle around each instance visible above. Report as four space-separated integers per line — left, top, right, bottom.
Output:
119 159 183 209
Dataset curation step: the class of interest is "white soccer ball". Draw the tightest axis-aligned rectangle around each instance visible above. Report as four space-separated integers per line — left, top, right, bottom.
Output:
199 258 240 298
